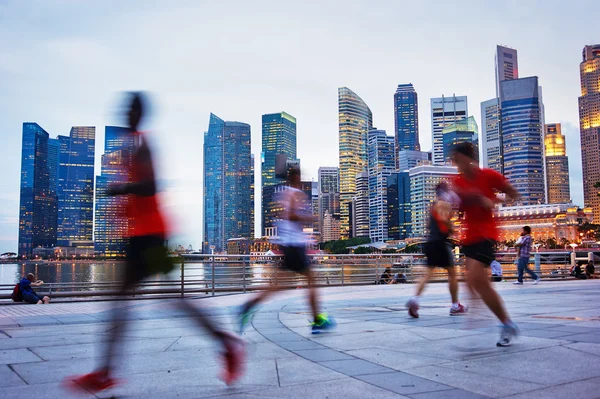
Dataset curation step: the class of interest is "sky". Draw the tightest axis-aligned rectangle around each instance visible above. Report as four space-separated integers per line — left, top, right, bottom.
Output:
0 0 598 253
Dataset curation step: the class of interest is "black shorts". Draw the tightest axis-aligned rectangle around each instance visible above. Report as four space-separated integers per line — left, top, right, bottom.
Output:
463 240 495 266
281 246 309 274
125 235 168 284
22 292 42 304
425 241 453 268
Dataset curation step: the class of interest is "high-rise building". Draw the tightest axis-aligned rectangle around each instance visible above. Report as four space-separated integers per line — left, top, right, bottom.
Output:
203 114 253 253
500 77 546 205
18 123 58 257
262 181 317 238
442 116 479 164
430 95 468 165
495 45 519 98
318 167 340 242
545 123 570 204
321 211 340 242
387 172 411 240
397 150 431 171
409 165 458 238
339 87 373 238
94 126 134 256
394 84 420 167
350 172 369 238
480 98 502 173
56 127 95 246
579 44 600 217
367 129 395 242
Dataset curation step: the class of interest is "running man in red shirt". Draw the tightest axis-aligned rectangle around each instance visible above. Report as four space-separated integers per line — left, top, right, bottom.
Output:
66 93 245 393
451 142 520 347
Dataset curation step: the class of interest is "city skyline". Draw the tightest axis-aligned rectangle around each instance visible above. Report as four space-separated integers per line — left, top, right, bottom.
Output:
0 1 597 252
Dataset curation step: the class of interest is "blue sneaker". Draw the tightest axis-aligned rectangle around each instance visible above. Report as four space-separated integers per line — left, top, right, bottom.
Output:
237 305 255 334
311 314 336 334
497 321 519 347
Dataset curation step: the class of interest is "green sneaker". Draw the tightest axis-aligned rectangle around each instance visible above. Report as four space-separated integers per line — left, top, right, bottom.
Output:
237 305 255 334
311 313 336 334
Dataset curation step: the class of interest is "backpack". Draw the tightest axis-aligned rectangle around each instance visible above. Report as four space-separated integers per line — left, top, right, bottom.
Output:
11 283 23 302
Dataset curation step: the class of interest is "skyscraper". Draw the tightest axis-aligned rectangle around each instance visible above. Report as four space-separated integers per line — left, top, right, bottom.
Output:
500 77 546 205
441 116 479 164
350 172 369 238
387 172 411 240
318 167 340 242
56 127 95 246
339 87 373 238
94 126 134 256
430 95 468 165
394 84 419 166
262 181 317 238
544 124 570 204
579 44 600 217
397 150 430 171
367 129 395 242
203 114 253 253
18 123 57 257
480 98 502 173
495 45 519 98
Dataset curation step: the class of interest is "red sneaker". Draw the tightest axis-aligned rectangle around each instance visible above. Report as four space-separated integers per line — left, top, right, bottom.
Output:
220 333 246 385
449 303 468 316
406 299 419 318
64 370 119 393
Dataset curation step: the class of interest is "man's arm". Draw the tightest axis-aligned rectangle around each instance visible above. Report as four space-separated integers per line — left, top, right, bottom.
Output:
31 280 44 287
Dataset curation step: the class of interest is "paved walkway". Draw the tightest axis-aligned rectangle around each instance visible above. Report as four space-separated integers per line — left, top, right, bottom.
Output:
1 280 600 398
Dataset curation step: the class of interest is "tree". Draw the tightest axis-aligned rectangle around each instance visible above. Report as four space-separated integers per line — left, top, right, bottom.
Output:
353 246 374 254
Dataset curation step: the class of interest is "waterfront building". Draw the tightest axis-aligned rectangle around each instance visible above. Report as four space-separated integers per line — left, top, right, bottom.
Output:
203 113 253 253
387 171 411 240
350 172 369 238
318 167 340 242
441 116 478 164
500 76 546 205
394 84 420 168
409 165 458 238
430 95 468 165
397 150 431 171
262 181 317 238
367 129 395 242
339 87 373 238
579 44 600 218
545 124 570 204
481 98 502 172
321 211 341 242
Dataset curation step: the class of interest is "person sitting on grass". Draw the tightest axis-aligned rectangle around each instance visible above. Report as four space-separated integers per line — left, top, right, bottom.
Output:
20 273 50 304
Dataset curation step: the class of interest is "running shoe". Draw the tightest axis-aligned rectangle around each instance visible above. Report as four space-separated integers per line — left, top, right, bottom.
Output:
512 281 523 285
311 313 336 334
449 303 468 316
533 278 541 285
64 370 119 393
406 298 419 318
237 305 256 334
220 333 246 385
497 322 519 347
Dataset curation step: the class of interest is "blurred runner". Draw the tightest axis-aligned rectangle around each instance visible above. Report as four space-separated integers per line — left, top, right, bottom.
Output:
238 166 335 334
406 182 467 318
66 93 245 394
451 142 520 347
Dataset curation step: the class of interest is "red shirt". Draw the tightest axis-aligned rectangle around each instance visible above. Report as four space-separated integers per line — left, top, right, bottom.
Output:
452 168 508 245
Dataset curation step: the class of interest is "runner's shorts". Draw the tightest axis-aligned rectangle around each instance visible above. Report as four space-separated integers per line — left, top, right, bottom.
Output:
463 240 496 266
425 241 454 268
281 245 309 274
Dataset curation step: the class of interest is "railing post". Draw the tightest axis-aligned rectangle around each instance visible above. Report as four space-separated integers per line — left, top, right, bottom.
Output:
534 253 541 274
341 263 345 286
409 256 414 283
243 256 247 294
180 261 185 298
211 255 215 296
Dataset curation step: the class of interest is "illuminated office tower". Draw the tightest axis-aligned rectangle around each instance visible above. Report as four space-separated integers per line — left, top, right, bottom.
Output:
579 44 600 217
350 172 369 238
394 84 420 168
387 171 411 240
495 45 519 98
544 124 570 204
367 129 395 242
339 87 373 238
430 95 467 165
442 116 478 164
500 77 545 204
481 98 502 172
318 167 340 242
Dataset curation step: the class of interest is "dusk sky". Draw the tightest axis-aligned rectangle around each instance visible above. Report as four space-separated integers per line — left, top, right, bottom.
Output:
1 0 598 253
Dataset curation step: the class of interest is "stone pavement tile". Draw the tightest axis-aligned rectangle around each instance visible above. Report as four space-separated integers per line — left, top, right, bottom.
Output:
166 335 220 352
356 371 453 396
559 333 600 344
441 346 600 385
508 322 562 330
0 364 27 388
12 357 97 384
408 389 490 399
245 342 298 361
563 342 600 357
240 330 270 344
52 314 103 324
0 333 126 351
293 348 354 362
405 326 485 341
344 348 450 372
276 339 324 351
319 358 394 376
404 365 544 398
3 323 110 338
275 357 346 386
0 348 43 364
505 380 600 399
0 318 19 328
311 329 428 351
547 325 600 334
587 376 600 384
261 331 309 343
0 381 96 399
519 329 576 339
13 316 62 326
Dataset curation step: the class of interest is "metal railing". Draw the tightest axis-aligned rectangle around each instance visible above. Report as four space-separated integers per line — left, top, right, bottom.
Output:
0 251 581 302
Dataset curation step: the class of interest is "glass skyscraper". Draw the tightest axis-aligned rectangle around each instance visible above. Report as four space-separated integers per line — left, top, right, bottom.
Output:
430 95 468 165
338 87 373 238
18 123 58 257
318 167 340 242
544 123 570 204
203 114 253 253
394 84 420 167
367 129 395 242
441 116 479 164
500 76 545 205
57 127 96 246
387 172 411 240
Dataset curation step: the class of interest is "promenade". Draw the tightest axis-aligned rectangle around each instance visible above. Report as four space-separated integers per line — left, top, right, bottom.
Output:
1 279 600 398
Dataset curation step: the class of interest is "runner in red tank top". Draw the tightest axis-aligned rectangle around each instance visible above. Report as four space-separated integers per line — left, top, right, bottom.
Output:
66 93 245 394
450 142 520 347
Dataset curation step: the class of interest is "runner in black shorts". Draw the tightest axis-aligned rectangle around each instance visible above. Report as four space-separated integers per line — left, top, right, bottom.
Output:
406 183 467 318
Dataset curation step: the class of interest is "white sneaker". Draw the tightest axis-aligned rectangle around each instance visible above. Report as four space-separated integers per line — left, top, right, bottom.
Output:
533 278 540 285
512 281 523 285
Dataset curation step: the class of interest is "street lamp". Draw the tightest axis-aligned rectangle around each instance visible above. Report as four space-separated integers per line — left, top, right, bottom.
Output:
569 243 578 252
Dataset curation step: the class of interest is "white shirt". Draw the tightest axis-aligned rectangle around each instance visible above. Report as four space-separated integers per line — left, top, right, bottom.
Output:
276 187 307 247
490 260 502 276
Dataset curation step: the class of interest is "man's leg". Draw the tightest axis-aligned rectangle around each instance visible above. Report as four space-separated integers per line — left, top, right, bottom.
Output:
465 257 509 324
304 268 320 321
524 262 539 280
517 258 526 283
42 296 50 304
415 267 436 297
446 267 459 304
